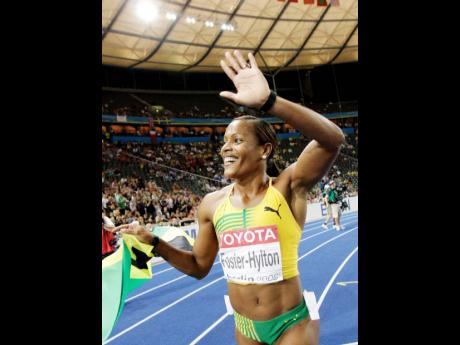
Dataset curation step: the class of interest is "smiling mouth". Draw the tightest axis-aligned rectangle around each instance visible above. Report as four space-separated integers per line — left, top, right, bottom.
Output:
223 156 238 167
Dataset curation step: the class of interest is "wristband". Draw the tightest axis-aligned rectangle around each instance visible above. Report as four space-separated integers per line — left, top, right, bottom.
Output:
259 90 277 112
150 235 160 257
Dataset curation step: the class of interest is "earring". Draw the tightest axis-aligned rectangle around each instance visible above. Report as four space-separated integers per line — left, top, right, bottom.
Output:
262 155 267 159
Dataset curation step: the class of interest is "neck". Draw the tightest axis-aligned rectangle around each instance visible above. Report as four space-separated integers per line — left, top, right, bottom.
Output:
233 173 269 198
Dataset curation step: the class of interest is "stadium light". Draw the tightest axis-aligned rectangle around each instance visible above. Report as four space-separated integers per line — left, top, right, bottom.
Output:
136 1 158 23
205 21 214 28
166 12 177 21
221 23 234 31
186 16 196 24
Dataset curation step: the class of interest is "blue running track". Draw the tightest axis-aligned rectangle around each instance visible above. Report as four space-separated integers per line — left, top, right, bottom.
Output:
104 211 358 345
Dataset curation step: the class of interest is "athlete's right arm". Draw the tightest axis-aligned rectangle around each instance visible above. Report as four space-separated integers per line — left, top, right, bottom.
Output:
115 194 219 280
155 194 219 279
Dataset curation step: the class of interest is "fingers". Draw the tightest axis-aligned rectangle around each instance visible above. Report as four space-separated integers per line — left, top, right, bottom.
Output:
234 50 248 69
120 227 136 235
128 221 140 231
219 91 238 103
225 51 241 73
248 52 258 69
220 59 236 80
111 224 130 233
220 51 255 79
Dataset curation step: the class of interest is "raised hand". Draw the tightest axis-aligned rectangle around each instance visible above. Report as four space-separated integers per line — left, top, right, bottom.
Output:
219 50 270 110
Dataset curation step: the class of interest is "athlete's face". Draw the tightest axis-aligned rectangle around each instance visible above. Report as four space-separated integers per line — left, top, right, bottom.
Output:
220 120 267 179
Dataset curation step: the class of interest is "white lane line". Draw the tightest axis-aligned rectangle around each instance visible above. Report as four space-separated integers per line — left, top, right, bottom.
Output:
125 275 187 302
298 227 357 261
154 266 175 275
126 261 221 302
342 342 358 345
318 247 358 309
301 219 357 242
188 312 229 345
301 231 331 242
186 226 357 344
302 212 357 233
104 276 226 344
336 281 358 286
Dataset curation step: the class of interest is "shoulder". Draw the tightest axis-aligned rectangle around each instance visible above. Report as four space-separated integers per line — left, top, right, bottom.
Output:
201 186 230 205
198 185 232 220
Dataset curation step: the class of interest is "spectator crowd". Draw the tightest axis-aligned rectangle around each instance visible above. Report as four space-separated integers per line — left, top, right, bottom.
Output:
102 92 358 226
102 132 358 225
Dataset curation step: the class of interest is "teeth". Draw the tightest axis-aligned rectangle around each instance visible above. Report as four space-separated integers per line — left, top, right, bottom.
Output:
224 157 237 164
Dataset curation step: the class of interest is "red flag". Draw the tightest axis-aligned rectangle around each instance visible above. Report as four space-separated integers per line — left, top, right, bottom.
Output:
317 0 328 6
304 0 314 3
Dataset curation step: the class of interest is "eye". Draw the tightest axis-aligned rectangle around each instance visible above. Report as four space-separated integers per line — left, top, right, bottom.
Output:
235 138 242 144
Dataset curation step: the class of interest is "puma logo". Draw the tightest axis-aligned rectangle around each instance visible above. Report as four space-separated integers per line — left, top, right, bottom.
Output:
264 204 282 219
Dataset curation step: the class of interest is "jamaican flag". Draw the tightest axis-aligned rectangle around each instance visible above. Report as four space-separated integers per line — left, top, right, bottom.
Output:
102 234 154 341
102 226 195 342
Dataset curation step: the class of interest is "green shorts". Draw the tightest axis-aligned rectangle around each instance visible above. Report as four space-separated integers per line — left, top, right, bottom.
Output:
234 298 309 344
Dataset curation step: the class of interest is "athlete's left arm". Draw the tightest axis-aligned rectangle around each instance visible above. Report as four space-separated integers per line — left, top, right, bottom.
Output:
218 50 344 192
268 97 345 193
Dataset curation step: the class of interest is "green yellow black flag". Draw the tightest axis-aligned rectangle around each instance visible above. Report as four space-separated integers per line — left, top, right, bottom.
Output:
102 234 154 341
102 226 195 342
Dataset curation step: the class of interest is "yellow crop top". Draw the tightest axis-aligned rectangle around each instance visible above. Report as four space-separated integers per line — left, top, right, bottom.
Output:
212 177 301 285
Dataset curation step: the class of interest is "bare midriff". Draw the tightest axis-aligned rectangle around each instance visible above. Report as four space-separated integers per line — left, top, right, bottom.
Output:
228 275 303 321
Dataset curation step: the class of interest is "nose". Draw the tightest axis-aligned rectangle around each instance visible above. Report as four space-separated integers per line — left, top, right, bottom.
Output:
220 141 232 156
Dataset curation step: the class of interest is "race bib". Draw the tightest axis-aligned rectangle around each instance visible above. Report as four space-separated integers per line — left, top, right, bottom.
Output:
219 225 283 284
